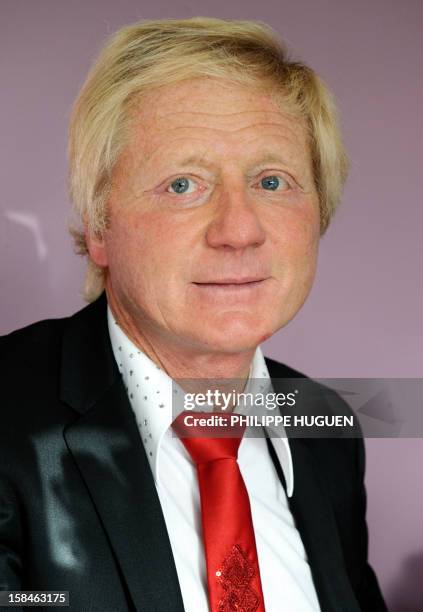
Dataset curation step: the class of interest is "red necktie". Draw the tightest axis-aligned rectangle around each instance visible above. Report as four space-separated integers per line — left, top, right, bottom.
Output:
172 412 266 612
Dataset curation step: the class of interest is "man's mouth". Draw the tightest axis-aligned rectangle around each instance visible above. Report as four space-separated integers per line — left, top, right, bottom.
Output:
192 277 270 289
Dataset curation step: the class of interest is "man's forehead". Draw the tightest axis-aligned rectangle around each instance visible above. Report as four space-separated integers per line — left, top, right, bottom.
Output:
126 129 311 181
129 110 307 164
138 147 308 174
120 79 312 176
131 78 305 134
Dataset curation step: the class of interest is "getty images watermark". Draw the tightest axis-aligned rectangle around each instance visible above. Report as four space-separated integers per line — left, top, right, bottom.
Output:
171 378 423 438
182 388 354 430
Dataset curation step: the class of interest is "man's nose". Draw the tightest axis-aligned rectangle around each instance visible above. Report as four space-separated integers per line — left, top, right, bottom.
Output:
205 187 266 251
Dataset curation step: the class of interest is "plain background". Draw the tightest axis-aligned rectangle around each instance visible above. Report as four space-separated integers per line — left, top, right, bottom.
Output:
1 0 422 609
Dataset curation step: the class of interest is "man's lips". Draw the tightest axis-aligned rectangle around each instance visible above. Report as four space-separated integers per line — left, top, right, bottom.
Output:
192 277 270 288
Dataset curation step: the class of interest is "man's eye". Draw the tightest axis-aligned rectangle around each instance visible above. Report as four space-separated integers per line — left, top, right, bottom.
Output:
260 175 289 191
167 177 196 194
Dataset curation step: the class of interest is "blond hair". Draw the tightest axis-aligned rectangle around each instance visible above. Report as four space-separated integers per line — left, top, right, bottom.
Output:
68 17 348 302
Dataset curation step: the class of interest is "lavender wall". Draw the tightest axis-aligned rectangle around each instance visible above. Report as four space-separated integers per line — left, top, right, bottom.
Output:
1 0 422 608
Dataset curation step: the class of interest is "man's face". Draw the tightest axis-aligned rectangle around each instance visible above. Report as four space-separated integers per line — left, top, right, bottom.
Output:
89 78 320 355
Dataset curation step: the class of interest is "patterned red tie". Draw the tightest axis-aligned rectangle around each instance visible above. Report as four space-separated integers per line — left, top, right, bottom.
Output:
172 412 266 612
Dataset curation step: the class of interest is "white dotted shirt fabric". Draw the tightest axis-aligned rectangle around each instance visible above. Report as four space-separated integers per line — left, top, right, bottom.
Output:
108 307 321 612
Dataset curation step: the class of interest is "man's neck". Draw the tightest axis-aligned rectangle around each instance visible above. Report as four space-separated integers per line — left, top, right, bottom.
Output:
107 294 254 398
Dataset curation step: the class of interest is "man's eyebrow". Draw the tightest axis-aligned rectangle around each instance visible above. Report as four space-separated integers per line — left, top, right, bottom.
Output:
245 152 307 177
168 153 217 170
142 150 217 170
248 153 293 167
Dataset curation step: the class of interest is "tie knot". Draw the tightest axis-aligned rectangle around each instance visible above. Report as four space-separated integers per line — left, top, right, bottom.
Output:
171 411 245 465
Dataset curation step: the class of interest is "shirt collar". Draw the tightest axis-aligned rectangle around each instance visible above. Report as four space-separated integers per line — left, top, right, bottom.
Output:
107 305 293 497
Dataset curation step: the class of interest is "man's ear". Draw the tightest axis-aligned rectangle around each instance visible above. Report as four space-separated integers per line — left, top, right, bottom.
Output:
85 227 108 268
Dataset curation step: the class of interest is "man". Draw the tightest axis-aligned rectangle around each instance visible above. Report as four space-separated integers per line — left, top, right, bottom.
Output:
0 17 387 612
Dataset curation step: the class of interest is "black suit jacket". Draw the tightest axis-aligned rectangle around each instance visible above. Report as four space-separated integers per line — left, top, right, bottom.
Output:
0 294 387 611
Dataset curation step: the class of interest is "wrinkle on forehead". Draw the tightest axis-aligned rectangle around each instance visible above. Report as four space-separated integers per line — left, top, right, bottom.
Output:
131 115 309 165
150 108 303 132
149 109 300 127
132 77 305 132
118 78 313 185
137 136 311 181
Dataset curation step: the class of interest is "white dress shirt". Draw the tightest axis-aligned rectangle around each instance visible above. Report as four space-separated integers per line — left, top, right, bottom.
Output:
108 307 320 611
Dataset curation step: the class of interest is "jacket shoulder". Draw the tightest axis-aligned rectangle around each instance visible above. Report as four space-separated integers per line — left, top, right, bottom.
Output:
0 296 102 366
0 316 68 368
0 296 111 425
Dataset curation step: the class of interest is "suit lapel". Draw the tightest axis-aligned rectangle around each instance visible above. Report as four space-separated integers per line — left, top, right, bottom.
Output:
266 359 361 612
287 438 361 612
60 295 184 612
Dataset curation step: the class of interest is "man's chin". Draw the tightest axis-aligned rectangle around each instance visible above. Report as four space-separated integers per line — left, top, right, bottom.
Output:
197 318 274 355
